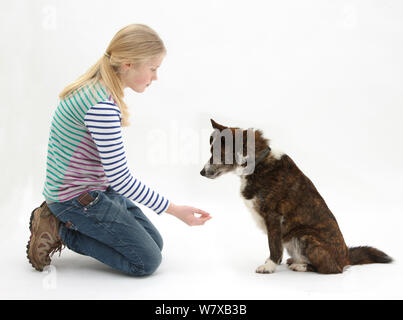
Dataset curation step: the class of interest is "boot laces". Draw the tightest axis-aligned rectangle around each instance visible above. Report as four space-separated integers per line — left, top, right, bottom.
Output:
49 241 65 258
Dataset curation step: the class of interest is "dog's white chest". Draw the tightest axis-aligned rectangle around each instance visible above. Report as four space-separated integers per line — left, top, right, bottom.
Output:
240 177 267 233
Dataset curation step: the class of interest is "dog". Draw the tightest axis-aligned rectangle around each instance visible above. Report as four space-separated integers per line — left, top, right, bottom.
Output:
200 119 392 274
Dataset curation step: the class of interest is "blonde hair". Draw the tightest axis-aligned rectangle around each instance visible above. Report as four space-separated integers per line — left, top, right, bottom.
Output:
59 24 166 127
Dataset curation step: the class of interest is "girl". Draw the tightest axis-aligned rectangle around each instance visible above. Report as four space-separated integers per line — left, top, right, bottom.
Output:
27 24 212 276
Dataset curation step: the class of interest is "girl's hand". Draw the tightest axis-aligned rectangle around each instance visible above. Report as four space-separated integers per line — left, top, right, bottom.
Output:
166 203 212 226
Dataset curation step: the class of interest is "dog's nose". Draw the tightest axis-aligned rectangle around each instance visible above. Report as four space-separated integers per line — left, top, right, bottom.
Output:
200 168 206 176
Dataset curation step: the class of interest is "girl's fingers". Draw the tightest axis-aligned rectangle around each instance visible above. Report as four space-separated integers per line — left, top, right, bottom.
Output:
191 210 212 226
193 207 211 217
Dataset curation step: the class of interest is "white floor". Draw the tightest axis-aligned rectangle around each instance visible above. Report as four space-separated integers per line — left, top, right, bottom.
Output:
1 190 402 300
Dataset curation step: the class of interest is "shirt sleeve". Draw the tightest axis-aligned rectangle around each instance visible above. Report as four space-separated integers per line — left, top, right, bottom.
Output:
84 101 170 214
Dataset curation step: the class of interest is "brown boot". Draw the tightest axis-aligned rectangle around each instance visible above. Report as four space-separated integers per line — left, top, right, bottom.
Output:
26 201 64 271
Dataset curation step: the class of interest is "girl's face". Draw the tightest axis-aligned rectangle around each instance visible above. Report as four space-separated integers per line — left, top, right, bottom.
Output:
120 54 165 93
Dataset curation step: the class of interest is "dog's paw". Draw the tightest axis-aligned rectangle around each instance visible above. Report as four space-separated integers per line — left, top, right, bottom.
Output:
256 259 277 274
288 263 308 272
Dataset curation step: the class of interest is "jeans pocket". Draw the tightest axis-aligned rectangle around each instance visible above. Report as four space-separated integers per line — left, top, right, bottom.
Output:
78 190 102 209
80 191 118 224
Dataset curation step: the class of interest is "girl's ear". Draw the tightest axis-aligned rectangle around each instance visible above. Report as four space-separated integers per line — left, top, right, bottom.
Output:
121 63 133 72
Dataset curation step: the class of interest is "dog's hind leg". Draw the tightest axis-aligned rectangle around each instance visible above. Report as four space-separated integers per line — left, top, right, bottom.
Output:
302 236 343 274
284 238 311 272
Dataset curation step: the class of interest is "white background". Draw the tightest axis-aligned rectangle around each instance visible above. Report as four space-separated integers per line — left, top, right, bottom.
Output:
1 0 402 299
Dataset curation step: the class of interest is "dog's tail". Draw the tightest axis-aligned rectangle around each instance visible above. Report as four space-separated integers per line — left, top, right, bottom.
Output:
348 246 392 265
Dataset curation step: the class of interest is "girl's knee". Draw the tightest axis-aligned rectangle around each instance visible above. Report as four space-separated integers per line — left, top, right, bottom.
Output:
154 233 163 251
143 250 162 275
130 248 162 276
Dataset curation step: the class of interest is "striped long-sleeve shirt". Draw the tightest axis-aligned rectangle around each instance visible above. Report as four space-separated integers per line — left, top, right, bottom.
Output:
43 81 170 214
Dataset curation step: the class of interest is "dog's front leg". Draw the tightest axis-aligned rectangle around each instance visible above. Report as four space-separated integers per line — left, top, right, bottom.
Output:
256 213 283 274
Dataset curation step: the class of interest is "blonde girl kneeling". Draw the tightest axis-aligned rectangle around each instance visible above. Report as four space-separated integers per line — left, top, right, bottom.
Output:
27 24 211 275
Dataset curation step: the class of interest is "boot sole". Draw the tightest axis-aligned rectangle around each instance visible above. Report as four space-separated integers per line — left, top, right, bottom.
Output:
26 204 45 271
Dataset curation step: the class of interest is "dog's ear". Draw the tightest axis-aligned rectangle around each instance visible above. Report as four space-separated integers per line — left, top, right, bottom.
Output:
210 119 227 131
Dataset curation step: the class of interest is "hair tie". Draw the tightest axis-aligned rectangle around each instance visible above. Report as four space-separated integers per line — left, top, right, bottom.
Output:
104 52 111 58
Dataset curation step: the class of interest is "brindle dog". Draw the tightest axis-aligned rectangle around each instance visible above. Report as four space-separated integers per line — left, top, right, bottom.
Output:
200 119 392 274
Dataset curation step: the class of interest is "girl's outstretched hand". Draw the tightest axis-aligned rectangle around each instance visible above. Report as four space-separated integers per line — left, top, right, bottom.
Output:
166 203 212 226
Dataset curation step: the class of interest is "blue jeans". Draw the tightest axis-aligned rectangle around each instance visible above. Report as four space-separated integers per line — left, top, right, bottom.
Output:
47 186 163 276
